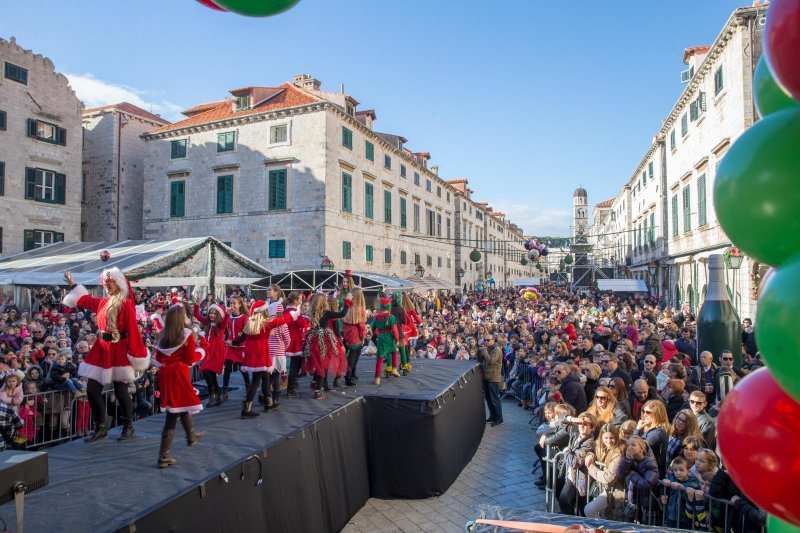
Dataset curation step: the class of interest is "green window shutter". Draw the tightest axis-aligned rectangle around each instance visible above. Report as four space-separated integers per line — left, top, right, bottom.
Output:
27 118 37 138
384 248 391 263
672 195 679 237
342 127 352 149
649 212 655 244
365 245 373 262
400 197 407 228
364 183 374 219
670 130 676 150
384 190 391 223
697 174 707 226
648 161 654 179
268 240 286 258
170 180 185 217
683 186 691 233
54 173 66 204
643 219 648 248
0 110 6 131
365 141 374 161
268 169 287 210
217 175 233 213
0 162 4 196
642 170 646 186
681 114 688 136
23 229 34 251
341 172 352 212
57 127 67 146
24 167 36 199
342 241 351 260
715 67 724 95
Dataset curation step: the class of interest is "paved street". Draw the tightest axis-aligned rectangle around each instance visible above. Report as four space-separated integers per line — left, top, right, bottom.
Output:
343 398 547 533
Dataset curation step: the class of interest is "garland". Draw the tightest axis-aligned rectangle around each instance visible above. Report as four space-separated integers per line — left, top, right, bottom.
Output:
128 240 208 282
210 242 216 297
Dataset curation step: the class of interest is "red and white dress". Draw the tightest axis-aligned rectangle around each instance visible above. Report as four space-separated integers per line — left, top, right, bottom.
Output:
225 313 247 364
240 314 293 373
267 301 291 374
155 330 203 414
194 306 227 375
63 285 149 384
285 305 310 357
404 308 422 345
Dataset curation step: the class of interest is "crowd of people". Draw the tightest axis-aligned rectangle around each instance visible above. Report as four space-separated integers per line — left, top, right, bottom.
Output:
0 270 767 529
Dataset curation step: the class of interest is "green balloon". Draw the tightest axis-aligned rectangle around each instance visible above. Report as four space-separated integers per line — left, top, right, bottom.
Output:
756 256 800 403
755 57 800 118
768 515 800 532
214 0 300 17
714 108 800 267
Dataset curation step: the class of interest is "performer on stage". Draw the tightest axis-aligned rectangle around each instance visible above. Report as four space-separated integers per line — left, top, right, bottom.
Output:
194 300 227 407
390 291 409 375
327 297 348 389
234 301 293 417
266 286 290 410
343 288 367 386
154 304 205 468
401 292 422 375
303 293 352 399
284 291 310 399
373 296 400 385
222 295 249 401
149 305 165 334
62 268 149 443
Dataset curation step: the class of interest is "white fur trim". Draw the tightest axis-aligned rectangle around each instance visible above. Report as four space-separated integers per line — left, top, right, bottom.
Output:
266 355 287 374
63 285 89 308
208 304 226 320
289 309 301 320
253 302 268 314
128 353 151 372
241 365 267 372
156 329 193 356
162 404 203 415
101 267 128 296
194 348 206 364
111 366 136 383
78 362 113 385
285 350 303 357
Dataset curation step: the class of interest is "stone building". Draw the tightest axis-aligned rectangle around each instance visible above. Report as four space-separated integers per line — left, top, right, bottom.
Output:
141 75 458 280
82 102 169 241
0 37 83 256
583 3 767 318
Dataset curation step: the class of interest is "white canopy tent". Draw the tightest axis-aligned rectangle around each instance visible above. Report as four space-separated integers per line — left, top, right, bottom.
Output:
513 277 542 287
596 279 649 293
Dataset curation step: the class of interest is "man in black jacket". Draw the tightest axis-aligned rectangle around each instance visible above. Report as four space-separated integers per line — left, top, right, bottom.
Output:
555 363 587 414
674 328 697 364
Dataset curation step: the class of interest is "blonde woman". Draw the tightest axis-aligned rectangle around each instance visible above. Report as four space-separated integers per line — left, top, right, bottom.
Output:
584 423 625 519
586 385 628 426
63 268 149 443
634 399 670 476
343 288 367 386
665 408 704 465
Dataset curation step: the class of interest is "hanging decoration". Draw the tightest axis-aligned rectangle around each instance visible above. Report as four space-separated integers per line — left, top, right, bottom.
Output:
469 249 481 262
197 0 301 17
520 258 528 266
527 249 540 262
100 250 111 262
564 254 573 265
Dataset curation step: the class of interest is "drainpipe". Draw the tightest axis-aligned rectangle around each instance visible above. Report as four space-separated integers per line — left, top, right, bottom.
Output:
116 113 125 240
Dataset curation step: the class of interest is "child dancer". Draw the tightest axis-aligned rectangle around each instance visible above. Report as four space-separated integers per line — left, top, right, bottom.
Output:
284 291 310 399
194 300 227 407
235 301 293 417
327 297 348 389
372 296 400 384
266 285 290 410
154 305 205 468
303 293 351 399
343 288 367 386
222 295 249 401
390 291 408 375
401 292 421 375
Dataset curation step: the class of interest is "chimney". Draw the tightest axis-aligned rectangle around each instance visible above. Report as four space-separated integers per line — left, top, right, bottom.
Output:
430 165 439 176
293 73 321 91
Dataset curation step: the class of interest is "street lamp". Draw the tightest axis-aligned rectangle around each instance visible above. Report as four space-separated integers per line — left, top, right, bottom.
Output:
415 264 425 278
320 256 334 270
647 261 657 277
724 247 744 270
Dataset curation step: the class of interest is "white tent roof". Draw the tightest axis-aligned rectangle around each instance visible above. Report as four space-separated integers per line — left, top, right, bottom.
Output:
513 277 542 287
0 238 270 288
597 279 649 292
404 275 458 293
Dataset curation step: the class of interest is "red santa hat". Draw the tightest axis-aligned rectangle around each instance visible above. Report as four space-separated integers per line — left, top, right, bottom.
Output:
208 303 226 319
250 300 269 315
379 297 391 310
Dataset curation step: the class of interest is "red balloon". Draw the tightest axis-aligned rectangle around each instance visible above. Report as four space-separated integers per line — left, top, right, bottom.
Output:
100 250 111 262
718 368 800 526
766 0 800 101
196 0 227 10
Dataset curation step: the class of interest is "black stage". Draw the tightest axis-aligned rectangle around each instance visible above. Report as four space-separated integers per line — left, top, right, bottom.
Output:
0 359 485 533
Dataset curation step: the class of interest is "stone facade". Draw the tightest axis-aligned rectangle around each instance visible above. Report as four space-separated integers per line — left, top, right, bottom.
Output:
0 37 83 257
583 4 767 319
81 103 169 241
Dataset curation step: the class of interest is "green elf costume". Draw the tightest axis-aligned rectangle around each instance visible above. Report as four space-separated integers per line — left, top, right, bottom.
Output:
372 296 399 384
390 291 410 375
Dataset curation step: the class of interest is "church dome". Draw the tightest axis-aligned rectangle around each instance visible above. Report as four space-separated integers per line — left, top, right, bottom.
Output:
573 187 587 198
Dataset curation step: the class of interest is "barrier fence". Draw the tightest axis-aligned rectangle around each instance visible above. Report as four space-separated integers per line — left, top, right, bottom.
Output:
542 444 765 532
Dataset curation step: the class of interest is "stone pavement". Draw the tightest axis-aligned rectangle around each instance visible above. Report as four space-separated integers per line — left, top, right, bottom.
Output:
342 397 547 532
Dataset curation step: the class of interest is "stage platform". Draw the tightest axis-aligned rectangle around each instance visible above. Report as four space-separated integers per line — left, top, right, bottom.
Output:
0 359 485 533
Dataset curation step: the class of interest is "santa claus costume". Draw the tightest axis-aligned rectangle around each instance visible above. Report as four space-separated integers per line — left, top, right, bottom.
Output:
149 306 165 334
155 308 205 468
233 301 293 417
284 292 310 399
194 302 227 407
222 295 249 401
62 267 150 443
303 293 351 399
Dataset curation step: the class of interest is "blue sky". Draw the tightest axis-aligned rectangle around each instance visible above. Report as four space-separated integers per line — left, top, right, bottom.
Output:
2 0 747 236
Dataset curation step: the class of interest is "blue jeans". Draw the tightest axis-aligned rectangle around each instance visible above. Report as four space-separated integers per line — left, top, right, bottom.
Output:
483 381 503 423
54 378 83 393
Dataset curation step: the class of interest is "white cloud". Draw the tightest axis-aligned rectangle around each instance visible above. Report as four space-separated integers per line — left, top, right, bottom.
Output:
65 73 184 121
488 200 573 237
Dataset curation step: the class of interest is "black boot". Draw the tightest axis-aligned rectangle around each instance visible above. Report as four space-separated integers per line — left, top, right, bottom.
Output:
267 392 280 411
158 430 177 468
84 423 108 443
207 393 221 408
332 376 344 389
241 401 259 418
287 387 298 399
117 421 135 442
221 387 229 402
181 413 205 446
263 394 273 412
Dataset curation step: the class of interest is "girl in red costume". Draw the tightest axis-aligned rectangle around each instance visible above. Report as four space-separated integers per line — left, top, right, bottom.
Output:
222 295 249 401
63 268 149 443
343 288 367 386
304 293 351 399
194 300 227 407
234 301 293 417
154 305 205 468
266 286 290 410
327 296 348 389
401 292 422 375
284 292 310 399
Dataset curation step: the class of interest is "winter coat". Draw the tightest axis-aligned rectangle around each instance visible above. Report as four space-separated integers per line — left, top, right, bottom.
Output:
563 433 594 496
617 448 659 504
560 374 588 413
477 346 503 383
636 426 668 476
695 410 716 449
586 447 625 515
642 337 663 359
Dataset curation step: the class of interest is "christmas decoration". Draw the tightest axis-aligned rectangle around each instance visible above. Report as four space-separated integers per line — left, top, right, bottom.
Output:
469 249 481 262
765 0 800 101
755 56 799 118
213 0 300 17
100 250 111 262
196 0 226 10
564 254 573 265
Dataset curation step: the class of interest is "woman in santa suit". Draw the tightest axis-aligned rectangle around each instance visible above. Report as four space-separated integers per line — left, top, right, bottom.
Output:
222 295 249 401
63 268 149 443
154 304 205 468
193 300 227 407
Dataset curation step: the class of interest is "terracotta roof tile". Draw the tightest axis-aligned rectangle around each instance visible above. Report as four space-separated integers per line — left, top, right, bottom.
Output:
595 198 614 208
83 102 170 125
446 179 468 184
683 45 711 63
146 83 321 135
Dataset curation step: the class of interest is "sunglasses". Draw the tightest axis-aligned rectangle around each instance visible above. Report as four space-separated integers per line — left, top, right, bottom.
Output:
595 395 608 400
601 360 611 364
721 357 733 361
689 400 705 405
643 409 654 414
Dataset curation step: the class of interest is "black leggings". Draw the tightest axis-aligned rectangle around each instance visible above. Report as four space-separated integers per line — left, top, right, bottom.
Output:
87 379 133 426
244 371 271 403
203 370 220 396
223 359 250 388
346 348 360 379
163 412 191 432
287 357 302 391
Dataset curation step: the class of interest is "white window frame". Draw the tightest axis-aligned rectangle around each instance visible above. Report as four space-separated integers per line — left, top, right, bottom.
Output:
35 169 56 201
34 230 57 248
36 122 57 142
269 122 291 146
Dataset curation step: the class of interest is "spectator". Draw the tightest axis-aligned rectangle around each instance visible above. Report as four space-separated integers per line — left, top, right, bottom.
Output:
609 377 632 420
665 409 704 466
555 363 587 414
558 412 597 514
674 328 697 364
631 354 658 384
600 353 632 391
619 420 636 442
664 379 687 421
49 351 86 397
689 351 719 404
477 335 503 427
640 328 663 361
687 391 716 449
741 318 757 357
585 385 628 427
660 456 702 529
634 399 669 476
581 363 601 401
0 372 24 411
584 423 625 519
617 436 659 522
629 379 660 422
717 350 743 403
0 399 24 450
